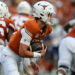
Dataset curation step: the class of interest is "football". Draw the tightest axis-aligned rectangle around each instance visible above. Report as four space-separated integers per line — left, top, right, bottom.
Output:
28 40 46 53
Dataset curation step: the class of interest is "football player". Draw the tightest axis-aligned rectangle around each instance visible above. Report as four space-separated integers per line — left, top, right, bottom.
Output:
10 1 32 31
58 19 75 75
1 1 55 75
0 1 15 60
9 1 34 74
0 1 15 75
0 1 15 63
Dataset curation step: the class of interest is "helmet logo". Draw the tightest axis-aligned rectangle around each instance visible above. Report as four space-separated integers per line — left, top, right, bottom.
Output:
41 5 48 9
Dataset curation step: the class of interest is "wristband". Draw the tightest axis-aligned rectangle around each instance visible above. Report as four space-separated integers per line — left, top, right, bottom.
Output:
33 52 41 57
58 73 63 75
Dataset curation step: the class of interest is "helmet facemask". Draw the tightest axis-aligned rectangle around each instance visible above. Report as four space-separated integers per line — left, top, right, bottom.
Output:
33 1 56 25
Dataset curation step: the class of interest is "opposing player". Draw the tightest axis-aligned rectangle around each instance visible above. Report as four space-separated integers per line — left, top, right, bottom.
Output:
58 19 75 75
1 1 55 75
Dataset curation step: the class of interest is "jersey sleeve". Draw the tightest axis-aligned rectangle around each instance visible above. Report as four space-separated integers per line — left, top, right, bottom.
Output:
0 20 7 45
20 28 32 46
5 18 15 30
0 27 5 45
8 20 15 30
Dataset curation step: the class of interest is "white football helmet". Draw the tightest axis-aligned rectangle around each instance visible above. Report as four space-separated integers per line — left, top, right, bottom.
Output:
33 1 56 25
18 1 32 15
0 1 9 18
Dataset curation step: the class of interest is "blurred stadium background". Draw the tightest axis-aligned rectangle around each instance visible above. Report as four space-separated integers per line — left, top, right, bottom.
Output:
0 0 75 75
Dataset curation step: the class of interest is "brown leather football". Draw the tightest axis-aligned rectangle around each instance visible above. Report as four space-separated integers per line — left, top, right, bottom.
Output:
28 41 46 53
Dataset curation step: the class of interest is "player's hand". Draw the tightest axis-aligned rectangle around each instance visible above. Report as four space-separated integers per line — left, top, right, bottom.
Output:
31 62 40 72
41 46 47 57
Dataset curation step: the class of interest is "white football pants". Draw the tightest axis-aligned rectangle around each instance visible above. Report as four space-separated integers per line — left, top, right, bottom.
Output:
58 37 75 71
1 46 20 75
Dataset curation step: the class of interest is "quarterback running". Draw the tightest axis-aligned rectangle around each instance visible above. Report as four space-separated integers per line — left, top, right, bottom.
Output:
1 1 55 75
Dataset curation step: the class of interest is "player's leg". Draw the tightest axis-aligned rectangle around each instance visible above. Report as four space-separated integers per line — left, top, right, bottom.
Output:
0 45 5 75
23 58 34 75
58 39 72 75
71 54 75 75
1 47 20 75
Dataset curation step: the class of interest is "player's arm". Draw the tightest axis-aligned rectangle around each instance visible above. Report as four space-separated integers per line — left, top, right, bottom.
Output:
0 39 4 46
57 38 73 75
0 28 5 46
19 43 47 58
6 19 15 41
6 28 14 41
19 28 46 58
19 43 34 57
0 28 5 51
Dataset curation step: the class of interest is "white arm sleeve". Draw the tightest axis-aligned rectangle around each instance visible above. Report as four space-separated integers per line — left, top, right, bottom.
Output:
20 28 32 46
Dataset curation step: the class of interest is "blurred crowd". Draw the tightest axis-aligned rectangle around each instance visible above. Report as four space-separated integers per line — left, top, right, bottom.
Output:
3 0 75 25
0 0 75 75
